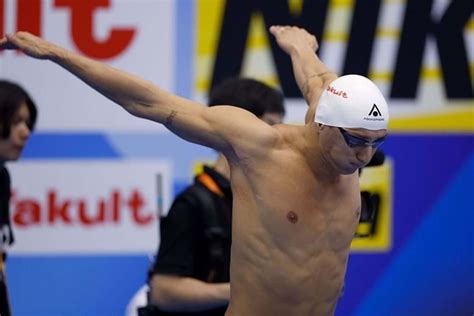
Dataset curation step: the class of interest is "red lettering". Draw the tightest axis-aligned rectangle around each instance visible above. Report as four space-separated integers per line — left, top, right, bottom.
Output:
78 200 106 226
47 190 72 224
0 0 41 56
128 190 153 225
111 190 120 222
54 0 136 60
11 191 41 227
17 0 42 35
11 188 154 227
327 85 348 98
13 200 41 226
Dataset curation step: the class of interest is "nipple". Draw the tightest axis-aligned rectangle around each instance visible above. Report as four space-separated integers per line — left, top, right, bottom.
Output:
286 211 298 223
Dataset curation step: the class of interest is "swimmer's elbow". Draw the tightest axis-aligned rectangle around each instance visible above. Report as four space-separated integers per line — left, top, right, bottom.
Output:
149 276 180 308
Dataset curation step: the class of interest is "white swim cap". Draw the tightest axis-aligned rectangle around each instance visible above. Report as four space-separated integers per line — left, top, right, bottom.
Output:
315 75 389 130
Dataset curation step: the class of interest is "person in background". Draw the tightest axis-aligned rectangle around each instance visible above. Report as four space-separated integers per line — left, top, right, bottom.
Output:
0 80 38 316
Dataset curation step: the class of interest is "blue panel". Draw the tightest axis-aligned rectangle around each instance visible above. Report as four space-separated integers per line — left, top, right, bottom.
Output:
335 134 474 316
174 180 191 197
21 133 121 158
106 133 215 179
21 132 216 180
8 255 150 316
353 152 474 316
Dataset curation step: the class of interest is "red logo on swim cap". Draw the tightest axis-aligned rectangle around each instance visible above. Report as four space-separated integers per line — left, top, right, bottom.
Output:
327 85 348 98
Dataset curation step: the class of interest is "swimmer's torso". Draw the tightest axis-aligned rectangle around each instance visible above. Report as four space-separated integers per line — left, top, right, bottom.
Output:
225 125 361 316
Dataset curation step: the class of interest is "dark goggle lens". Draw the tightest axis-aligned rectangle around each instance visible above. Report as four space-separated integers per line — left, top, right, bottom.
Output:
340 128 386 148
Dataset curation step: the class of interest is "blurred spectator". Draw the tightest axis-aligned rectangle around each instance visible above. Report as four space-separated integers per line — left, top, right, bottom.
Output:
0 80 37 316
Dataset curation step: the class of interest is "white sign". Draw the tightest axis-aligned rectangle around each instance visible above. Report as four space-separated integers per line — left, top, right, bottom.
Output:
7 159 172 254
0 0 175 131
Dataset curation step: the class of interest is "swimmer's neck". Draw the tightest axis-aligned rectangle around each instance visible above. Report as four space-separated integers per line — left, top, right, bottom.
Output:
302 127 344 182
310 151 344 183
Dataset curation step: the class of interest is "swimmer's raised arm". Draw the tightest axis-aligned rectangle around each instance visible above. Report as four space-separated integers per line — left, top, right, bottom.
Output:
0 32 276 156
270 25 337 123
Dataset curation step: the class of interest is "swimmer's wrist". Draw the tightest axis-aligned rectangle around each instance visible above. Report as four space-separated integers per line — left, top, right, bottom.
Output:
47 43 67 62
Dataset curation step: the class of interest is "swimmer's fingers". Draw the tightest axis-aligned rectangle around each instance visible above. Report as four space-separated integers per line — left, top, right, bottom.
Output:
0 32 56 59
269 25 318 54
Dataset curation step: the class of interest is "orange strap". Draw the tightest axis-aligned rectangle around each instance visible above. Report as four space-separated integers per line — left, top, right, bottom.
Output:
197 173 224 197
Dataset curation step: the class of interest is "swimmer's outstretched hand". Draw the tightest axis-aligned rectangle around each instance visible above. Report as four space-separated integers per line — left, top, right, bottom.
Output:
269 25 319 55
0 32 58 60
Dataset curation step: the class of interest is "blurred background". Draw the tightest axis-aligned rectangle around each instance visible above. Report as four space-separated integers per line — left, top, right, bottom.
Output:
1 0 473 315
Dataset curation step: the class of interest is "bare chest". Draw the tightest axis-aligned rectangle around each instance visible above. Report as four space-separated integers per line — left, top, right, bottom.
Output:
236 159 360 254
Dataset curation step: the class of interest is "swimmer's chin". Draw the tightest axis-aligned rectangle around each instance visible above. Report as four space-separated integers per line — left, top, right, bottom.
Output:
328 158 360 175
338 163 360 175
339 168 358 175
